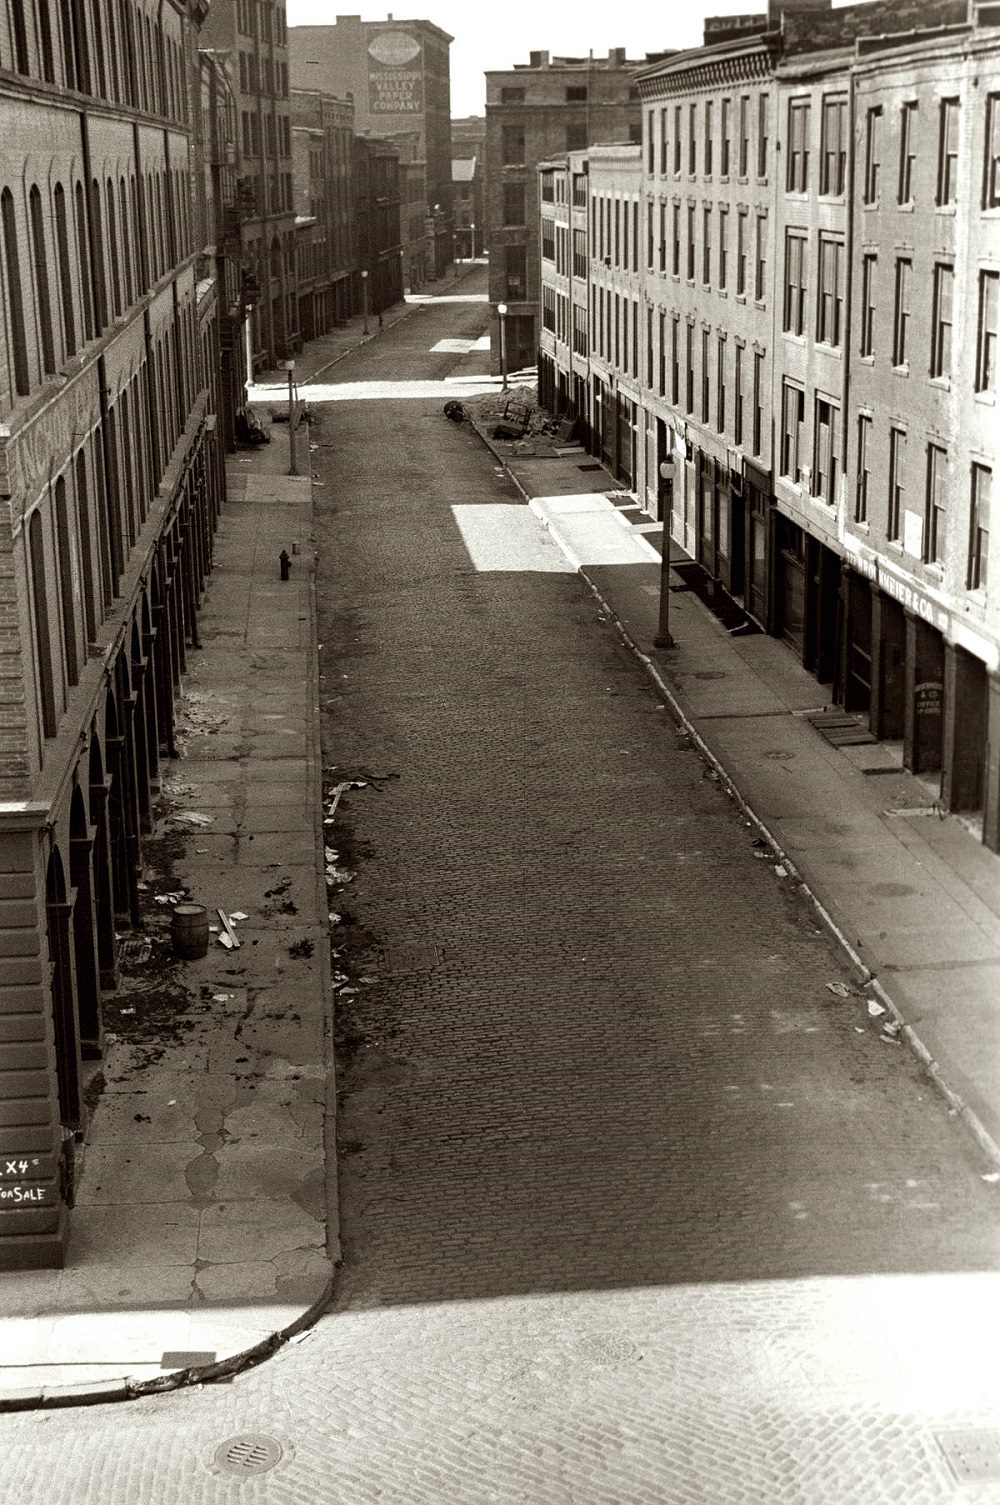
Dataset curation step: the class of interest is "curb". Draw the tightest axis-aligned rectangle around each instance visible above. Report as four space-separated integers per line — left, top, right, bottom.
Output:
0 1279 336 1413
473 420 1000 1177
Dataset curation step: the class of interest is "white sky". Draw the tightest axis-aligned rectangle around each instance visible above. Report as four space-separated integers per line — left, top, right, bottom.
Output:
284 1 824 119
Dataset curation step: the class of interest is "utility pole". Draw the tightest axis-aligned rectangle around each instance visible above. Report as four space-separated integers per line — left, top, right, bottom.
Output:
655 458 674 647
285 360 298 477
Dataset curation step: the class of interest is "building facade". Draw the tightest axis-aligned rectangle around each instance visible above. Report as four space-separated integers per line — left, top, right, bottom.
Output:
0 0 226 1267
201 0 297 371
535 0 1000 850
355 136 404 316
485 49 653 376
452 114 485 258
291 88 357 338
289 16 453 277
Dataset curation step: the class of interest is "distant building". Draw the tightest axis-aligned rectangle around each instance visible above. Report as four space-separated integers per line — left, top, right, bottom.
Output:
485 48 656 376
289 15 454 276
452 156 483 259
201 0 298 369
355 136 404 316
385 130 434 291
291 89 357 338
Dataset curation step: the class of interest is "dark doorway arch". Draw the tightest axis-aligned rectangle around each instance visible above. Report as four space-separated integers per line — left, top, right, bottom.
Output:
88 732 117 989
45 846 83 1127
69 782 102 1056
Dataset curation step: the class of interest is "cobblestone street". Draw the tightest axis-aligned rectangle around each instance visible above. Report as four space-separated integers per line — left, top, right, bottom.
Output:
4 269 1000 1504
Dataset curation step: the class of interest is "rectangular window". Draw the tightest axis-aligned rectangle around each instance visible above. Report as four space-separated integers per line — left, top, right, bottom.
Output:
817 234 843 347
686 322 694 413
737 208 747 295
701 327 710 422
780 380 804 481
674 105 682 174
672 314 680 405
755 213 767 302
969 463 991 590
783 230 806 335
937 97 959 206
573 228 587 280
540 171 554 204
704 100 713 175
647 305 654 387
734 343 744 446
898 101 917 204
856 414 871 523
739 95 750 177
888 426 906 540
566 85 587 102
500 86 524 103
893 257 911 366
864 106 882 204
502 125 525 164
687 203 695 280
718 206 728 290
647 112 656 175
925 444 947 563
717 335 726 433
660 109 669 175
721 97 731 176
659 201 667 272
860 253 877 356
787 98 810 192
506 244 527 298
542 285 556 332
753 351 763 456
976 269 998 394
820 95 847 195
985 93 1000 208
672 202 681 276
703 206 712 285
647 201 655 270
758 92 769 177
541 221 555 262
812 396 839 503
689 103 698 175
931 262 954 379
502 183 525 225
658 309 666 395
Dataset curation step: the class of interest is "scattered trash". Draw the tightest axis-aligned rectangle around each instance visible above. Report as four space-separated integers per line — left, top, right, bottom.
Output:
867 1000 886 1017
774 864 787 878
229 911 249 922
289 1328 314 1345
854 1026 866 1033
826 982 851 998
212 993 234 1003
216 909 241 950
175 811 213 827
120 1007 135 1016
879 1020 902 1043
328 912 342 924
982 1173 1000 1183
218 934 234 949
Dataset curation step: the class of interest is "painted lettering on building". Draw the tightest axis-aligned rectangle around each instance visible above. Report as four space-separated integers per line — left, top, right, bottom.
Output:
368 31 423 115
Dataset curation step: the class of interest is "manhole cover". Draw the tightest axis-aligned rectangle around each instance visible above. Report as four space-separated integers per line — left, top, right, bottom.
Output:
214 1434 284 1477
936 1429 1000 1484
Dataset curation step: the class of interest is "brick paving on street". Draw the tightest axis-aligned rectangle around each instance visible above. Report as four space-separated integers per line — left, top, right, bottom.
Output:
4 265 1000 1505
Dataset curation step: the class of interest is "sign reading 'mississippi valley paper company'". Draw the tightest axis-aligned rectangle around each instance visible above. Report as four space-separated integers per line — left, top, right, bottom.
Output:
367 30 423 115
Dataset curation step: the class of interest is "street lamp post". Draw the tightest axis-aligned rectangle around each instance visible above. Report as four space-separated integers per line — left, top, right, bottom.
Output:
497 302 508 392
361 268 370 335
470 222 476 259
284 360 299 477
655 457 675 648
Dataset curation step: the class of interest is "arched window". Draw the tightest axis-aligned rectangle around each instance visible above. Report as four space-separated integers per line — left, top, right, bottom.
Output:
58 0 77 90
29 186 56 374
118 178 132 306
90 0 106 97
75 449 98 639
105 179 121 317
53 184 76 358
106 0 120 101
74 181 93 340
12 2 29 73
130 175 146 291
1 188 30 396
38 0 56 81
147 177 158 281
89 178 107 328
29 512 57 738
54 477 79 686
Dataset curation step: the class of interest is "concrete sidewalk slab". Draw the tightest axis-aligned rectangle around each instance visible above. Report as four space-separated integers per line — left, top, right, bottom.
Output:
477 419 1000 1168
0 421 336 1409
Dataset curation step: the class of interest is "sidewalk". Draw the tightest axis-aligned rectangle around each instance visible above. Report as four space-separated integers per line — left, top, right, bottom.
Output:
473 416 1000 1168
1 422 335 1408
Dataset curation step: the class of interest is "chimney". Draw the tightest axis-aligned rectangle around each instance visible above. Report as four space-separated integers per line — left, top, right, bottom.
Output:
609 46 627 65
529 50 550 67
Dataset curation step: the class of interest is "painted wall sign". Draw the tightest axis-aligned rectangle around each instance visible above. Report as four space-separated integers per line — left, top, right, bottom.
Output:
915 680 943 717
0 1156 55 1204
368 31 423 115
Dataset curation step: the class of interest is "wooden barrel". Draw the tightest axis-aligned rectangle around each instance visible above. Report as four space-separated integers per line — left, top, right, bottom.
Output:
171 903 209 959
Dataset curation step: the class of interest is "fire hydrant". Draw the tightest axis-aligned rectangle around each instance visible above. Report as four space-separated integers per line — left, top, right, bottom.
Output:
279 549 291 581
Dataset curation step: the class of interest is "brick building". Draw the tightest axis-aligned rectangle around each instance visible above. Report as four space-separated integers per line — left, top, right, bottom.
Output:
291 89 357 339
0 0 226 1266
485 49 657 376
452 115 485 259
201 0 298 370
289 15 454 277
355 136 404 317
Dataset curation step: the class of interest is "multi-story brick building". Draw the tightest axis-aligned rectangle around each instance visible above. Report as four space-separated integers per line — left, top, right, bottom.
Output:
0 0 226 1266
354 136 404 317
291 88 357 338
486 49 654 376
289 16 453 277
452 115 485 259
201 0 297 370
534 0 1000 849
